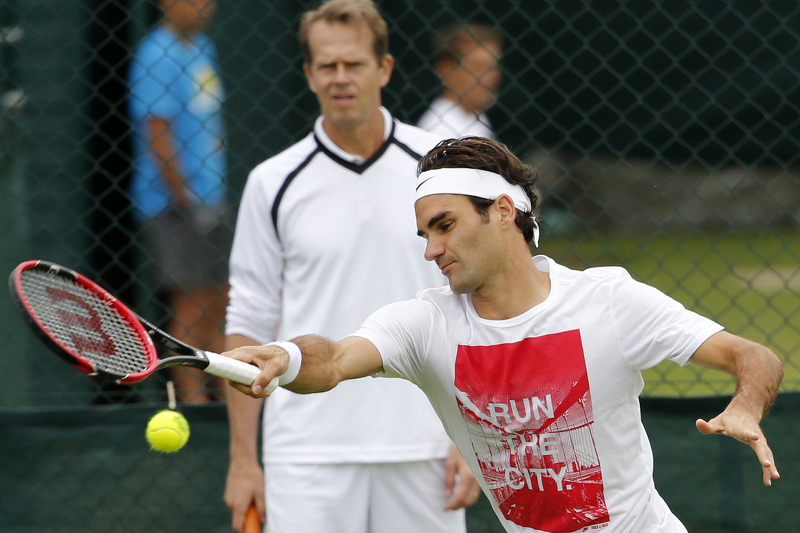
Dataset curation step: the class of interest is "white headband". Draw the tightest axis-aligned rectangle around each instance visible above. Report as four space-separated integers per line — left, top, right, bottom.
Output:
415 168 539 247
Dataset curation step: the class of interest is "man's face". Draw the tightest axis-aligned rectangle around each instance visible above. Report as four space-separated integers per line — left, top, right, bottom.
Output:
162 0 216 34
415 193 501 295
304 20 393 130
440 41 502 114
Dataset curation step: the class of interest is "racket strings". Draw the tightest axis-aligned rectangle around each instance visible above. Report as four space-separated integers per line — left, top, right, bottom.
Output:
20 270 153 376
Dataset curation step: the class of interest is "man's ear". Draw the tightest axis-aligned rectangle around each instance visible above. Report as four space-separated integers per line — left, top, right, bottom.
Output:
378 54 394 88
494 194 518 227
303 63 318 94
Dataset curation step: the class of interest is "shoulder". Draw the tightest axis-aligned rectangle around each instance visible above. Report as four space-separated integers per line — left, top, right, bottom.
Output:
390 120 447 159
369 286 452 322
246 133 319 193
131 28 183 79
539 256 641 303
415 285 464 318
551 258 676 313
545 256 632 286
580 265 633 283
136 26 174 56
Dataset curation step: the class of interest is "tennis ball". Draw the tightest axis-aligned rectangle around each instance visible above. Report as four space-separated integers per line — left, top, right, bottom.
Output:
146 409 190 453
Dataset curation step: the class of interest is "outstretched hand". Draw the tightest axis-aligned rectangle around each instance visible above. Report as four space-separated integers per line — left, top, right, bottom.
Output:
696 409 779 486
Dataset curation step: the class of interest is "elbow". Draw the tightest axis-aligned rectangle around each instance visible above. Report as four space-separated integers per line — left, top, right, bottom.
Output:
772 349 785 383
754 344 783 377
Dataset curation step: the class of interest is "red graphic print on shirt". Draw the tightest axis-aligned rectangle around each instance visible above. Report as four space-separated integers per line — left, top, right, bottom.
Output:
454 330 609 532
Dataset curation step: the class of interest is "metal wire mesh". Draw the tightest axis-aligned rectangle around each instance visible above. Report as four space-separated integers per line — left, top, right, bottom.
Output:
0 0 798 405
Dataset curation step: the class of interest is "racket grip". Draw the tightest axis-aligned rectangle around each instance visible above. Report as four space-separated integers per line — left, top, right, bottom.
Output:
244 504 261 533
204 352 279 393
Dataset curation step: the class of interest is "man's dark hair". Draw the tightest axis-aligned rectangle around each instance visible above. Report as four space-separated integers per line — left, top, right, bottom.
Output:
299 0 389 64
431 22 504 65
417 136 539 244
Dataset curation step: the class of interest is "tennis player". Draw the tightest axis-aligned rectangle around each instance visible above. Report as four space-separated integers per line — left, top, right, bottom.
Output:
223 1 477 532
226 136 783 533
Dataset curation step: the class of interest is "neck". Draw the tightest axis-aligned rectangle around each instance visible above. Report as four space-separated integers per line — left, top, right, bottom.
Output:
471 254 550 320
441 90 478 116
164 19 195 42
322 108 385 160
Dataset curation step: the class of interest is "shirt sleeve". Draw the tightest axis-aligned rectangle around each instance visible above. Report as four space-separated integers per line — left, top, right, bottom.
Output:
129 39 183 120
225 165 284 344
609 270 724 370
350 299 436 386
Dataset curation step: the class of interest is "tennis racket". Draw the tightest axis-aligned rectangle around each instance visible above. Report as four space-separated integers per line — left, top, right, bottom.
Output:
9 260 278 391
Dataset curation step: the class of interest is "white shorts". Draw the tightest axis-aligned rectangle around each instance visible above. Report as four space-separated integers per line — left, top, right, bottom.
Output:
264 460 467 533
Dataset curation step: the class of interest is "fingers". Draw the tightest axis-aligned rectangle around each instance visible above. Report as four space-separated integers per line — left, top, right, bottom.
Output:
444 475 481 510
251 376 280 397
762 461 780 486
443 452 456 495
223 345 288 398
752 438 780 486
230 508 244 533
695 418 717 435
696 417 780 486
695 418 760 442
225 495 254 533
229 499 265 533
443 447 480 510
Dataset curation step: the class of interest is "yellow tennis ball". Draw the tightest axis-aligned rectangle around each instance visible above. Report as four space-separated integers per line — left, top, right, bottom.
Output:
146 409 190 453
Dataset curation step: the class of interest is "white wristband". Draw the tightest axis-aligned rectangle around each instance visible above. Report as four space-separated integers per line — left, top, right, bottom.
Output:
265 341 303 386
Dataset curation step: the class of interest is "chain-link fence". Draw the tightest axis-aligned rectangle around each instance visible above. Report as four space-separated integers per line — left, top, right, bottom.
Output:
3 0 799 408
1 1 799 530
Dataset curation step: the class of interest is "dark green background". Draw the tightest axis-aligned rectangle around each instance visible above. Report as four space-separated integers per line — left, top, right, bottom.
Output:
1 395 798 532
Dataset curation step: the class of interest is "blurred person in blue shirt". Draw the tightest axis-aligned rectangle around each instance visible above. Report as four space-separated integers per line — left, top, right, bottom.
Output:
128 0 229 402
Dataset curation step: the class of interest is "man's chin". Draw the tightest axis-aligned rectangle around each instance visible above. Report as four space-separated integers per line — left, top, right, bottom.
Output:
447 279 470 295
327 107 360 124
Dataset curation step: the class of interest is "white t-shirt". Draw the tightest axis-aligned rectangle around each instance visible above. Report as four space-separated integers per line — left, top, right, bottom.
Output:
227 108 453 463
417 96 495 139
354 256 723 533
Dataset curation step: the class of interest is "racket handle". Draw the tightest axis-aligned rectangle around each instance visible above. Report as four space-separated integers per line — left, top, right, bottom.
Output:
244 504 261 533
204 352 279 393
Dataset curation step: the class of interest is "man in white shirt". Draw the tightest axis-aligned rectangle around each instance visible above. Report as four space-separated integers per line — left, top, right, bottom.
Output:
417 23 503 139
227 136 783 533
223 1 478 532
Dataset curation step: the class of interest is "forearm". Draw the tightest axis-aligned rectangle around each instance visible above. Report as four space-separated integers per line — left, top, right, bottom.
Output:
225 334 264 462
224 334 383 399
728 341 783 420
224 334 266 527
692 332 783 485
694 331 784 420
146 116 191 209
280 335 342 394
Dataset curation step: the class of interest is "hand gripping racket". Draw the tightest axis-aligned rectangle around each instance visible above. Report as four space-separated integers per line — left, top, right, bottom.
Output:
9 260 278 391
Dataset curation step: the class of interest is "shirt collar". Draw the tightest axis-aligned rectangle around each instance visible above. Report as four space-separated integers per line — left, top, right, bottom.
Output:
313 107 393 165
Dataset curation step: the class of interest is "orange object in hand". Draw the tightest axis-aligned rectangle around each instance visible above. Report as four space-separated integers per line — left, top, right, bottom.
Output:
244 504 261 533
